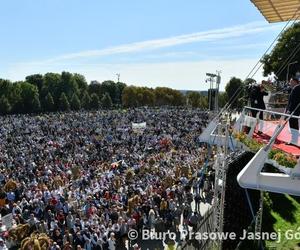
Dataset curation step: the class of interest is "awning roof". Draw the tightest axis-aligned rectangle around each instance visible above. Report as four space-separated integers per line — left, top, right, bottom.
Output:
251 0 300 23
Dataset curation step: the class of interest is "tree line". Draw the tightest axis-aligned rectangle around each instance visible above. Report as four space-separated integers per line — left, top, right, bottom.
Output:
0 72 211 115
0 72 125 115
0 71 253 115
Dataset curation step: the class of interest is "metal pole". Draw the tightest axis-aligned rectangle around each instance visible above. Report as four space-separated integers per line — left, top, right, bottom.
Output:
286 61 298 83
216 71 221 112
209 78 212 110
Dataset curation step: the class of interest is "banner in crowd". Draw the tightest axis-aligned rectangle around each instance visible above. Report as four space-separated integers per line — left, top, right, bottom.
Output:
132 122 146 133
1 213 13 229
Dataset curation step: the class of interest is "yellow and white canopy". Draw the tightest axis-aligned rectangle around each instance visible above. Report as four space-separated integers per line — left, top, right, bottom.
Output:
251 0 300 23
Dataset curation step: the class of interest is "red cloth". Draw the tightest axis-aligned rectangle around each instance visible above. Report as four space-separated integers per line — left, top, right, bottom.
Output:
253 132 300 156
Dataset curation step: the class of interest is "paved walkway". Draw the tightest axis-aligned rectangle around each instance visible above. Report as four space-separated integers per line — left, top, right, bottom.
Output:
127 195 213 250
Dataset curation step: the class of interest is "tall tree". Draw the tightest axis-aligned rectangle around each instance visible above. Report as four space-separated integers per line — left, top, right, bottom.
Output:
115 82 127 104
70 93 81 111
218 92 228 108
59 92 70 111
0 96 11 115
0 79 12 98
187 91 201 107
44 92 55 112
225 77 244 109
81 91 91 110
25 74 44 92
73 73 88 91
18 82 40 113
101 80 118 103
9 83 22 113
101 92 112 109
262 22 300 80
154 87 184 106
140 87 155 106
42 73 61 108
60 71 78 99
122 86 138 107
90 93 100 110
88 81 104 99
199 95 208 109
32 94 41 113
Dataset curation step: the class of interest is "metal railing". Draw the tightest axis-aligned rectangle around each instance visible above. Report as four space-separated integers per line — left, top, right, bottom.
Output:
243 106 300 119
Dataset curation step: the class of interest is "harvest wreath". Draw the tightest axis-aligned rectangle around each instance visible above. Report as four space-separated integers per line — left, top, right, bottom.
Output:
233 132 297 168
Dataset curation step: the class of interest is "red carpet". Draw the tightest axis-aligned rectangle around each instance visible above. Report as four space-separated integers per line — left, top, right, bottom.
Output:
253 121 300 156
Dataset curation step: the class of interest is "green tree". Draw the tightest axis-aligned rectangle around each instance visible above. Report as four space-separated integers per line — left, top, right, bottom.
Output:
81 91 91 110
199 95 208 109
262 22 300 80
0 79 21 112
70 93 81 111
101 92 112 109
9 83 22 113
225 77 244 109
59 92 70 111
101 80 117 104
60 71 79 99
44 92 55 112
25 74 44 92
122 86 138 107
155 87 173 106
140 87 155 106
218 92 228 108
115 82 127 105
154 87 184 106
90 93 100 110
42 73 61 108
0 96 11 115
187 91 201 107
17 82 40 113
73 73 88 91
32 94 41 112
0 79 12 98
88 81 104 99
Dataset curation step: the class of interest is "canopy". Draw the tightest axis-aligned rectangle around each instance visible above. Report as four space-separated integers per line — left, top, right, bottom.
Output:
251 0 300 23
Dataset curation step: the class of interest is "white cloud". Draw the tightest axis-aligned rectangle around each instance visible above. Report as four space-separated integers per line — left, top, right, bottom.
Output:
3 21 277 88
32 21 281 64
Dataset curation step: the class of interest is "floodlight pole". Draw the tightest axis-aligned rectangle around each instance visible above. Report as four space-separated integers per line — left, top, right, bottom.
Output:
206 72 220 111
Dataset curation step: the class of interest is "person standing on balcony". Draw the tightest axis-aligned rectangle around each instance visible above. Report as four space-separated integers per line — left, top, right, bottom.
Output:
250 83 268 120
286 77 300 144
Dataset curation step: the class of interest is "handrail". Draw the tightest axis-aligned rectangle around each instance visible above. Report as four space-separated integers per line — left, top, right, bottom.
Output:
243 106 300 119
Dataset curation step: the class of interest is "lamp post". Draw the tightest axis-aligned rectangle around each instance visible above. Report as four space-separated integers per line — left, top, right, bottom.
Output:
286 61 298 83
215 71 221 111
206 72 221 111
206 73 216 111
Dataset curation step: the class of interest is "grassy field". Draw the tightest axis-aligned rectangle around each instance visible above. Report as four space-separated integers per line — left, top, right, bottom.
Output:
263 193 300 250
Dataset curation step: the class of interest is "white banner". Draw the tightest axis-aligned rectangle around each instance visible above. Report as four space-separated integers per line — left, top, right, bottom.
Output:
132 122 146 132
1 213 13 229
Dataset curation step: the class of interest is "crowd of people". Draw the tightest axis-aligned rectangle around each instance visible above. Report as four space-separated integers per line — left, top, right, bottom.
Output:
0 107 215 250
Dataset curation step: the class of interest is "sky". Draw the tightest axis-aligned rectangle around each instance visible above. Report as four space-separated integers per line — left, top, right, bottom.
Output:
0 0 286 90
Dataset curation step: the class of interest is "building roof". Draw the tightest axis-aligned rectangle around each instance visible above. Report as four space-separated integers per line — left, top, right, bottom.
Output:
251 0 300 23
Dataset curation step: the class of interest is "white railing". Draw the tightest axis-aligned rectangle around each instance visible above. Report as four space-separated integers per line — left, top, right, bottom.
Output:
236 105 300 196
235 106 300 147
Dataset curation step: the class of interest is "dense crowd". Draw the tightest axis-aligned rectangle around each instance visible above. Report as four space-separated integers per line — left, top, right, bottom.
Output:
0 108 215 250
